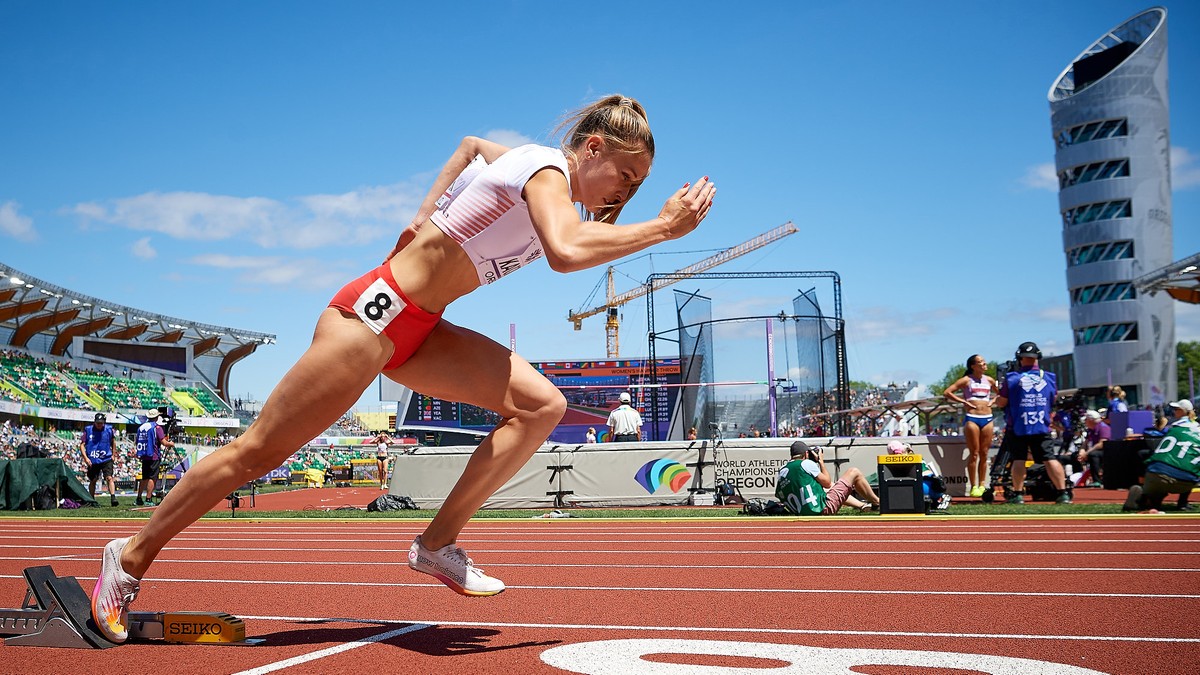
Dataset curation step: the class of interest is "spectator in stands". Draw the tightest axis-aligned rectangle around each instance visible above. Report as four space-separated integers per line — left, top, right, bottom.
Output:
91 95 714 640
607 392 643 442
1124 399 1199 513
943 354 998 497
81 413 119 507
1078 410 1110 488
775 440 879 515
995 341 1070 505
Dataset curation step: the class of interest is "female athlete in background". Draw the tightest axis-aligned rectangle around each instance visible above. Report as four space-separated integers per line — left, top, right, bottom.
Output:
92 94 716 642
370 430 394 489
944 354 999 497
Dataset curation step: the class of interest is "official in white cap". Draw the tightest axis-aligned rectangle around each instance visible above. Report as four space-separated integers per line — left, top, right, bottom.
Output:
607 391 643 442
1169 399 1195 417
1124 398 1200 512
1078 410 1110 487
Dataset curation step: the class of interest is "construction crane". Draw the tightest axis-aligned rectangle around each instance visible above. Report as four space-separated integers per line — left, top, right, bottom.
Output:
568 221 799 357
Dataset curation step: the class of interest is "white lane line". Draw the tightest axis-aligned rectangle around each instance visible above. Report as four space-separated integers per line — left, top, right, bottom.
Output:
229 623 432 675
5 525 1200 534
5 544 1199 557
5 555 1196 573
3 524 1198 536
239 614 1200 644
3 520 1195 529
4 540 1195 552
2 574 1193 599
5 535 1199 544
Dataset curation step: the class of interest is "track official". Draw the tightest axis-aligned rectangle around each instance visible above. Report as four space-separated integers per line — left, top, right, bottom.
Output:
81 412 118 507
607 392 643 442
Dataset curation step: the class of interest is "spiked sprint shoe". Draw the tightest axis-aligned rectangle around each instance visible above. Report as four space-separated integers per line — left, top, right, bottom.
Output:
408 535 505 597
91 537 141 643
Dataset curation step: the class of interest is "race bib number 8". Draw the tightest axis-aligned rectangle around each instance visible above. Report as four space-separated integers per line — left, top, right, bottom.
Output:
353 279 406 335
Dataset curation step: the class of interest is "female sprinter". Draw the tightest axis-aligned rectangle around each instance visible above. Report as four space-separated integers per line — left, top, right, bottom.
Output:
943 354 999 497
370 430 394 489
92 94 716 641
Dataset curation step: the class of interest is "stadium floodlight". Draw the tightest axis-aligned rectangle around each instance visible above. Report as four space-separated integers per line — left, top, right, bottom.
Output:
9 277 22 284
1185 265 1198 273
72 299 80 304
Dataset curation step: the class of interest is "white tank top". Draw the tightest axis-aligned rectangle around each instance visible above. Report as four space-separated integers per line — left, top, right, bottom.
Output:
965 375 992 400
430 144 572 286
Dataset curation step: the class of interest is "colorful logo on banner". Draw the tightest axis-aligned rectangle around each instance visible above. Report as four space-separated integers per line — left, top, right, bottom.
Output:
634 459 692 494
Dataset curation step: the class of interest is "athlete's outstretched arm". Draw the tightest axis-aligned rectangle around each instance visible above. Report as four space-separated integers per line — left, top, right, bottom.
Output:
384 136 512 262
523 169 716 273
943 376 969 404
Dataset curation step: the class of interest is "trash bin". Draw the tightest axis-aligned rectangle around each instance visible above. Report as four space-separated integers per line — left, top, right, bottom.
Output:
877 453 924 514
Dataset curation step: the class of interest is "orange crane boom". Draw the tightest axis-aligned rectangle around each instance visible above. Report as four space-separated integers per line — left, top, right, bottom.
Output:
567 221 798 357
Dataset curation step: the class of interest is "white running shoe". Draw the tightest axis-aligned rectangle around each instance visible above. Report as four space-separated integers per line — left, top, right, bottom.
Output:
407 536 505 597
91 537 141 643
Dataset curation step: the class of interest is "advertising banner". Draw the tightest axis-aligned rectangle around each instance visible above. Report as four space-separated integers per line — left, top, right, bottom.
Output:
385 436 973 508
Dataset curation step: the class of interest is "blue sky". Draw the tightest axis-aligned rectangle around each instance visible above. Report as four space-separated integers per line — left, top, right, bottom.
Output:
2 1 1197 410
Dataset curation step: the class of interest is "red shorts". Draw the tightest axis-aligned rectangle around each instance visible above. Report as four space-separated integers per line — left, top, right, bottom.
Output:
328 262 442 371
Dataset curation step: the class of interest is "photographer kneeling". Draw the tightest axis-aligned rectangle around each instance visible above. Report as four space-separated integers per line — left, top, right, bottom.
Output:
776 440 880 515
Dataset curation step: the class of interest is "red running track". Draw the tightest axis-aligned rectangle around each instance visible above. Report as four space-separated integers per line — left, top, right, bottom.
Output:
0 516 1197 674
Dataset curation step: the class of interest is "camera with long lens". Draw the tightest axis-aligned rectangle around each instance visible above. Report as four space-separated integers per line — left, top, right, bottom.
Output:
1055 391 1087 416
226 491 242 518
153 406 185 439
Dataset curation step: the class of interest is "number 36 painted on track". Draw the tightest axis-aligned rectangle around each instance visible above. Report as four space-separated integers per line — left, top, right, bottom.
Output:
541 639 1110 674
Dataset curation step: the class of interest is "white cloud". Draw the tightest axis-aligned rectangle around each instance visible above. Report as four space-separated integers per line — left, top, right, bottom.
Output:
1036 338 1072 358
847 306 959 343
1177 302 1200 344
70 182 423 249
131 237 157 260
1020 163 1058 191
485 129 536 148
1038 306 1070 322
0 201 36 241
865 370 923 387
189 253 282 269
1172 146 1200 190
187 253 351 290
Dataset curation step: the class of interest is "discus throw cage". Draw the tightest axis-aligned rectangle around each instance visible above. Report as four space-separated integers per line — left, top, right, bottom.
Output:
645 271 848 440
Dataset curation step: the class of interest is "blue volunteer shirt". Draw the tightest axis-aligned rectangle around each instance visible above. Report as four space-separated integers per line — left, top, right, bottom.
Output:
82 424 115 463
135 420 160 461
1000 368 1057 436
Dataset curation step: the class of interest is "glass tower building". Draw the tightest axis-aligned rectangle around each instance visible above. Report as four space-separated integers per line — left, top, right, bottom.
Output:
1048 6 1175 405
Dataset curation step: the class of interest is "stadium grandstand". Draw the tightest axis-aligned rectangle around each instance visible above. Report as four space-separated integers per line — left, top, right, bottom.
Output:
0 261 274 416
0 261 498 494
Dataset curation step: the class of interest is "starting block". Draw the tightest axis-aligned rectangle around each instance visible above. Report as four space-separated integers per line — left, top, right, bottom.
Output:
129 611 255 645
0 566 262 648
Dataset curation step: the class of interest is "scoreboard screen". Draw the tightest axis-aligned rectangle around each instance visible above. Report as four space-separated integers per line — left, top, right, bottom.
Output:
410 395 458 423
401 358 682 443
